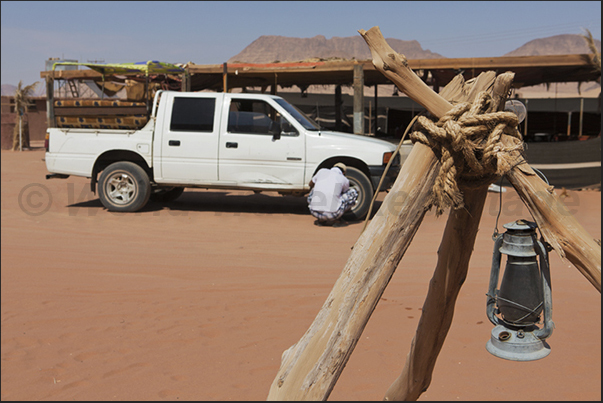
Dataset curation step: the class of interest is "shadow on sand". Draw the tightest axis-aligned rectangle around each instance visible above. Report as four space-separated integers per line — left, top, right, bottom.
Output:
67 190 384 221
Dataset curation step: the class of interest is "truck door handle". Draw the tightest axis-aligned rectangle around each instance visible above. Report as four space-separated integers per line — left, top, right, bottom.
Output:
168 140 180 146
226 142 238 148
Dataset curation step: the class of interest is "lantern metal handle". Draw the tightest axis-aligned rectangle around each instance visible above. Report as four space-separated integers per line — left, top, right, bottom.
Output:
486 234 504 326
533 238 554 339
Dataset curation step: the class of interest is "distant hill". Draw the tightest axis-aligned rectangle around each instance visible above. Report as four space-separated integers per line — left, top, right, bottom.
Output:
229 33 601 63
228 34 444 63
504 34 601 57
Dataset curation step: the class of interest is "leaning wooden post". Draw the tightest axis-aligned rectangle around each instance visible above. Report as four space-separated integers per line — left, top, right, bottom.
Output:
504 161 601 291
45 75 55 128
382 73 516 401
385 186 489 401
357 27 600 292
266 44 460 403
266 31 494 402
360 26 599 402
359 26 519 400
267 137 439 401
268 25 600 402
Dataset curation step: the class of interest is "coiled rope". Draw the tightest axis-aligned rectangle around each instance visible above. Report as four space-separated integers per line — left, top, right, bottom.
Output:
409 91 524 216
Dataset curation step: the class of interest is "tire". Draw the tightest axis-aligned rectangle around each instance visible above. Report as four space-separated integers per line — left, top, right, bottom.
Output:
98 161 151 212
343 166 374 221
150 186 185 202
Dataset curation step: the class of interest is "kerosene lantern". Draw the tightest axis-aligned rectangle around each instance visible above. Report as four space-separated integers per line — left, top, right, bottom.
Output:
486 219 554 361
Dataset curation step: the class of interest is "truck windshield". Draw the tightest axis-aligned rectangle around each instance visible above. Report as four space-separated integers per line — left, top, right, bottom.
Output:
275 98 321 131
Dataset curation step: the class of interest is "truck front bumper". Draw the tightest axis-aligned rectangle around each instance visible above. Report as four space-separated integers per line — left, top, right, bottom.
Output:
369 163 400 192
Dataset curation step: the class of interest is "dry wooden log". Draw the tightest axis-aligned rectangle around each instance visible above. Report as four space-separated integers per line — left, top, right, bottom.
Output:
361 25 516 401
382 72 516 401
267 44 501 403
384 186 489 401
505 162 601 291
267 141 439 401
360 25 600 401
267 48 480 400
359 26 601 292
267 24 600 402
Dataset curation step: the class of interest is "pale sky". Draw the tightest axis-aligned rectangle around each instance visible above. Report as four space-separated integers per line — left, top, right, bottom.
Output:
1 1 601 88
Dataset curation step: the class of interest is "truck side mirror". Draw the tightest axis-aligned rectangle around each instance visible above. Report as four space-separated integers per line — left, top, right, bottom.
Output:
280 121 298 137
269 121 281 140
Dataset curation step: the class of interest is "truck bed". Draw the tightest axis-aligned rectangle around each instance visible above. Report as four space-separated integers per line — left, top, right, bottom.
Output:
53 98 149 130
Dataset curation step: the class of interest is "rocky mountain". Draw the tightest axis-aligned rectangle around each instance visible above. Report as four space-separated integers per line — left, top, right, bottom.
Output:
228 34 444 63
504 34 601 57
229 33 600 64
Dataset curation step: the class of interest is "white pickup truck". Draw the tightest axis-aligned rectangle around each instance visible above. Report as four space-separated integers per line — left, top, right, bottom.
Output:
45 90 400 219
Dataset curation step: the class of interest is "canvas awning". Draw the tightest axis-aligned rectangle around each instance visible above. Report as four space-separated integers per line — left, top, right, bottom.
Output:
50 60 185 76
185 54 601 91
42 55 599 91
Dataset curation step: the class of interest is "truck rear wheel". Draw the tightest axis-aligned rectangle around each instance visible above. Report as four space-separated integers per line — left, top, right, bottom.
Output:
98 162 151 212
343 166 373 221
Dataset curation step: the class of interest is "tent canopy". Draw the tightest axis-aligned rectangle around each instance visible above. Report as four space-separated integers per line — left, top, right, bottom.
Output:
51 60 185 76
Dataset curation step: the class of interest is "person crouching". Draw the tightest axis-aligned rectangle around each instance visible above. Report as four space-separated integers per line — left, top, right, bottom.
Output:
307 162 358 227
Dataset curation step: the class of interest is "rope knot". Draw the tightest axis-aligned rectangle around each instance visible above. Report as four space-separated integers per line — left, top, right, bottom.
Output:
410 91 523 216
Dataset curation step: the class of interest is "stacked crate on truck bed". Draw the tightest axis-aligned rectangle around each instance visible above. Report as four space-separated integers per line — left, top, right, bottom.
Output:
53 99 148 130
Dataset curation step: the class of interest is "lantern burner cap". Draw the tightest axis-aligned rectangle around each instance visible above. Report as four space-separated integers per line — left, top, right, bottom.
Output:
500 220 538 256
503 219 537 232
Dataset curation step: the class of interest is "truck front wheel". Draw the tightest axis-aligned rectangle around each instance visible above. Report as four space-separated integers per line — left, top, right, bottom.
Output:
98 162 151 212
343 166 374 221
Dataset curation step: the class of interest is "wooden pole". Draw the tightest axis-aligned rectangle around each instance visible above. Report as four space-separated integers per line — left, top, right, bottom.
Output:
374 84 378 134
358 26 600 292
19 114 22 152
267 41 499 402
267 24 600 402
359 28 515 401
45 76 55 128
353 63 364 135
383 72 516 401
579 98 584 137
368 98 372 135
504 161 601 291
273 73 278 95
523 99 530 139
181 71 191 92
385 186 488 401
223 62 228 93
335 85 342 132
267 141 439 400
360 28 599 402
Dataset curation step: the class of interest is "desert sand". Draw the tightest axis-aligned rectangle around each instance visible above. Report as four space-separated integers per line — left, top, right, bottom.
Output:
1 148 600 401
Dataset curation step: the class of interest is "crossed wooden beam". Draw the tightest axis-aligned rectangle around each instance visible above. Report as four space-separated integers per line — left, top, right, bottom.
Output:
267 27 601 401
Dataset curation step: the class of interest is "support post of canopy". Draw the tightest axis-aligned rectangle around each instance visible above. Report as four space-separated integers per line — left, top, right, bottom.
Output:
353 63 364 135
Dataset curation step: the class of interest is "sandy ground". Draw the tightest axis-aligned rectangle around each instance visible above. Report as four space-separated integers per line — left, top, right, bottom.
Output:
1 148 600 401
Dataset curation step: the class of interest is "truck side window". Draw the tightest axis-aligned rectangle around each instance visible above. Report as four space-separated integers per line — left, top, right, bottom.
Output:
228 99 298 136
170 97 215 132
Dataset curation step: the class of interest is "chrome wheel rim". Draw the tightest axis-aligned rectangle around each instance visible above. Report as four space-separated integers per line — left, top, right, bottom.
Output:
106 172 137 205
348 179 364 212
